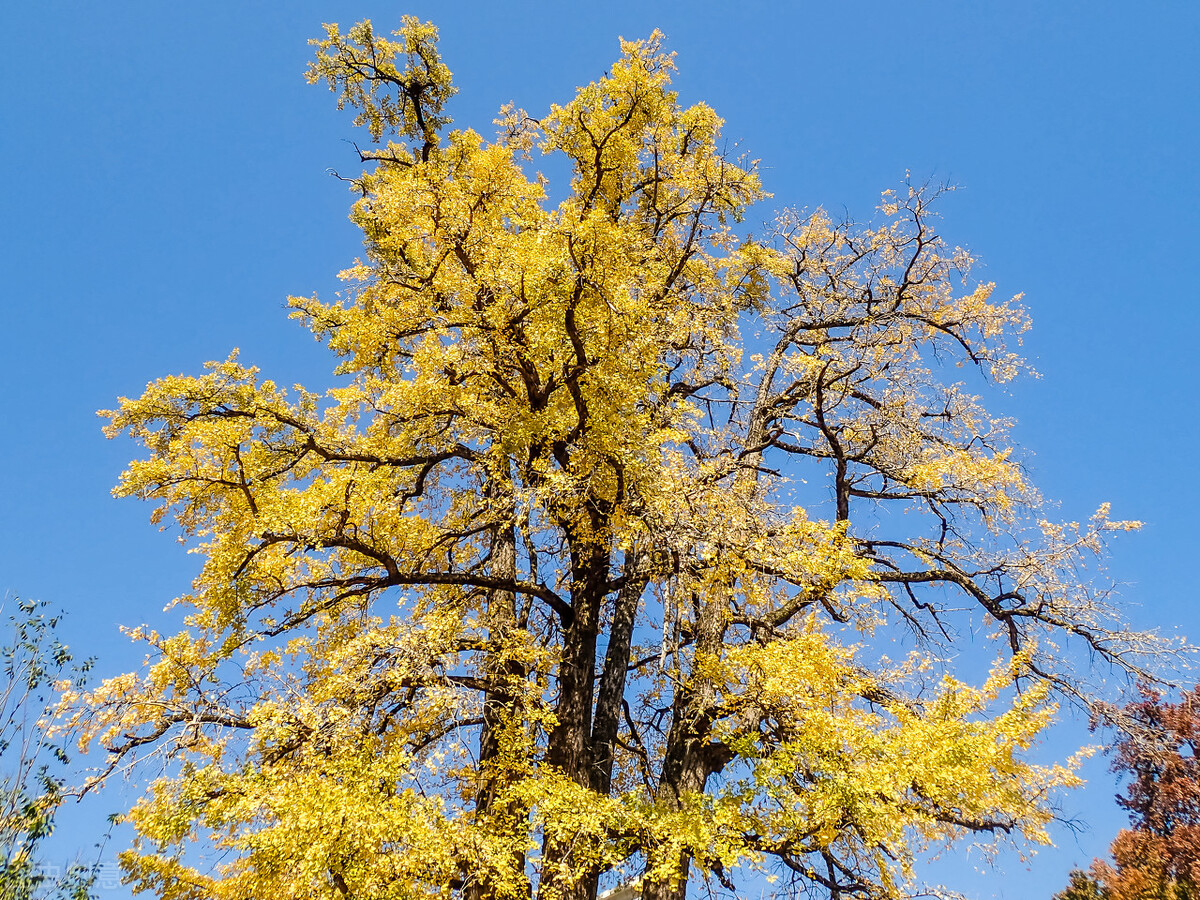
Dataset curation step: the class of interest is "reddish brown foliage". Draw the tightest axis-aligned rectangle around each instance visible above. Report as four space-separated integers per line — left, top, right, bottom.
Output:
1110 686 1200 884
1058 686 1200 900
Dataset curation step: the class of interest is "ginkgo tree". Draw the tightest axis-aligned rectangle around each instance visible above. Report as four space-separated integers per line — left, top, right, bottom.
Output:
74 18 1175 900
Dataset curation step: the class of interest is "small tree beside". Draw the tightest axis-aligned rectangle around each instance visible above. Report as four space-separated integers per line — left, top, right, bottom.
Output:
1 598 95 900
1055 687 1200 900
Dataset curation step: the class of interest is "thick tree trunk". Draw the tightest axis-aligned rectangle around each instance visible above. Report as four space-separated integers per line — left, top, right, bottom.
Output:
641 596 729 900
640 692 712 900
467 488 527 900
546 537 607 782
591 560 646 795
541 517 610 900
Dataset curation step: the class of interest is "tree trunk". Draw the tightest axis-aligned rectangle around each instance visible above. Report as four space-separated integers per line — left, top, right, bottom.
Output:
642 595 729 900
591 559 646 795
467 485 527 900
541 516 610 900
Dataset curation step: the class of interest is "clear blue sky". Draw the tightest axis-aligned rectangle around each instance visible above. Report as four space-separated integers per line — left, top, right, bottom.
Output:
2 2 1197 897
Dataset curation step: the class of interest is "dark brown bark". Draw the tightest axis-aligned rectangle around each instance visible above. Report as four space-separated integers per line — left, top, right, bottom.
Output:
642 594 730 900
546 538 607 782
591 560 647 795
467 486 528 900
541 516 611 900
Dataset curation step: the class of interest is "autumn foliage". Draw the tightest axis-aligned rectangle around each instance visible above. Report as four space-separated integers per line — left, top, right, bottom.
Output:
1056 687 1200 900
73 18 1169 900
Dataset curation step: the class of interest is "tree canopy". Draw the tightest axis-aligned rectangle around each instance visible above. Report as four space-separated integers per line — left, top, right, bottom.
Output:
1055 687 1200 900
75 18 1172 900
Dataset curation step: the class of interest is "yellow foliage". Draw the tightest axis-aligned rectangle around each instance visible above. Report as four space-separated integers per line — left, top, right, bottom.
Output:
75 17 1170 900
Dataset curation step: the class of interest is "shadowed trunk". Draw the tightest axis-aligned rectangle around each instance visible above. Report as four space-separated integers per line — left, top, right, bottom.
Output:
541 513 610 900
467 485 528 900
591 559 647 795
642 595 731 900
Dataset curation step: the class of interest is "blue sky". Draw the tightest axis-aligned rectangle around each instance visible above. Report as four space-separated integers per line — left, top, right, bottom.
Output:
2 2 1197 897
